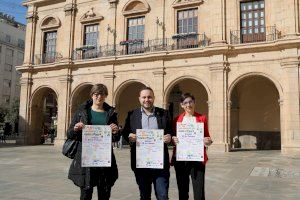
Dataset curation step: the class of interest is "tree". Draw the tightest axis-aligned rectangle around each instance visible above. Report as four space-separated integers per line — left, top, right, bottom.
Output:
0 99 20 135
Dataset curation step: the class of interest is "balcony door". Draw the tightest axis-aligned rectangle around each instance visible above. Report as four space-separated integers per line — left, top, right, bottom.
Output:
43 31 57 63
240 1 265 43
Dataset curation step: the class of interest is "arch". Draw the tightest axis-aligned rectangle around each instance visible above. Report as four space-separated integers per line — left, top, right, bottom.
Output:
164 75 211 107
40 15 61 30
113 79 150 106
69 82 94 106
69 82 94 122
113 80 148 126
228 74 282 150
228 72 283 102
122 0 150 16
29 86 59 145
30 85 59 108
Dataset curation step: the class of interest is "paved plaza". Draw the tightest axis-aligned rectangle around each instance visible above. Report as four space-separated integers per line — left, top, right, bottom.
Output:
0 144 300 200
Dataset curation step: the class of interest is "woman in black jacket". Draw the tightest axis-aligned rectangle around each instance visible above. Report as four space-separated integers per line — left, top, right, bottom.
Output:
67 84 119 200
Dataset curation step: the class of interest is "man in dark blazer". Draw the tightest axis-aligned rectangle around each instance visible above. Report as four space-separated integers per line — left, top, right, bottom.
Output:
122 87 172 200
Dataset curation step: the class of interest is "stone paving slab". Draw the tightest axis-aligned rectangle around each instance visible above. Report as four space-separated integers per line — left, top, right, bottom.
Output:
0 145 300 200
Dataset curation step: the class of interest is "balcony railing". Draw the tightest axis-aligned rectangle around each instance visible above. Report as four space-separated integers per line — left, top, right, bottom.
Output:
230 26 281 44
72 34 210 61
34 52 63 64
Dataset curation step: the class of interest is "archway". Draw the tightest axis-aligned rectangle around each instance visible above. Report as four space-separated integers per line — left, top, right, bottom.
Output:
115 81 146 127
230 75 281 150
70 84 93 122
30 87 58 145
166 78 209 120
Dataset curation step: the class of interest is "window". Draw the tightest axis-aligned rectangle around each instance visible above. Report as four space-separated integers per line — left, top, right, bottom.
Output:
127 17 145 54
5 34 11 43
83 24 99 59
17 52 24 65
43 31 57 63
177 9 198 34
3 79 11 88
3 79 11 96
5 64 12 71
5 49 13 71
240 0 265 43
176 9 198 49
18 39 25 49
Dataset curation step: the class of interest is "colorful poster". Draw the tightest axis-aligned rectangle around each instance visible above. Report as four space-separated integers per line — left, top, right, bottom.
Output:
82 125 112 167
136 129 164 169
176 122 204 161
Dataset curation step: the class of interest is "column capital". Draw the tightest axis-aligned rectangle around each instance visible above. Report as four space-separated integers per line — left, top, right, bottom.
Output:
227 100 232 108
209 61 229 72
278 99 284 106
280 57 300 68
108 0 118 8
26 12 38 23
64 3 77 16
20 78 33 86
103 73 115 80
153 70 165 77
59 75 73 83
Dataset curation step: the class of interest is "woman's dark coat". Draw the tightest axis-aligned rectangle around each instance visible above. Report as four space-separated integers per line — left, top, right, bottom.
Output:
67 100 119 189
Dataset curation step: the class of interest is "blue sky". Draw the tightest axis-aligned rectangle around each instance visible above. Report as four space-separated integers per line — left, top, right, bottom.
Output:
0 0 27 24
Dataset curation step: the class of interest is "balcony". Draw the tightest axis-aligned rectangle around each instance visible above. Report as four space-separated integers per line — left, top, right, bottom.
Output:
34 52 63 65
72 34 210 61
230 26 281 45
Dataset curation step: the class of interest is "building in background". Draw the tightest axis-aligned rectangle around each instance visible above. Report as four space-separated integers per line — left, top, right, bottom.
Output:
0 12 25 105
17 0 300 154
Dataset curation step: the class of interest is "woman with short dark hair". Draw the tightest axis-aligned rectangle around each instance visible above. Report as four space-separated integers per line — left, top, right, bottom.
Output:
67 84 119 200
171 93 213 200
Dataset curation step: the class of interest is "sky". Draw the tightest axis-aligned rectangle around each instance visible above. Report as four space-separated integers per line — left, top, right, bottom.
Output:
0 0 27 24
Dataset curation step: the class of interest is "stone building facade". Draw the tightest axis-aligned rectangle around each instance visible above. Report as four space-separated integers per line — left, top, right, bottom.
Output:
0 13 25 105
18 0 300 153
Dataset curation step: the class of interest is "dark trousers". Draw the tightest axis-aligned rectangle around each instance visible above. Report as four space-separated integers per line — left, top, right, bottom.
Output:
80 184 111 200
174 161 206 200
134 168 170 200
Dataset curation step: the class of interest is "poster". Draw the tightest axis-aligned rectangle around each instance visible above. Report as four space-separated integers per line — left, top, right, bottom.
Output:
82 125 112 167
176 122 204 161
136 129 164 169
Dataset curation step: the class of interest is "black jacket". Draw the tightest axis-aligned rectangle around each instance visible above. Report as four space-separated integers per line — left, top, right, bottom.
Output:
122 107 172 171
67 100 119 189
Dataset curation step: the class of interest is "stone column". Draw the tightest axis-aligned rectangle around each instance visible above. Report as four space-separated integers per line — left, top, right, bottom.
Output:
23 5 38 65
108 0 118 46
62 1 77 62
210 0 227 45
209 60 229 152
153 69 165 108
55 74 72 146
280 57 300 154
17 73 33 144
281 0 300 38
104 73 115 105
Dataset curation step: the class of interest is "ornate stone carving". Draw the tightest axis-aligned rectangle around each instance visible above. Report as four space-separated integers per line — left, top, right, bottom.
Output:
64 3 77 16
122 0 150 16
172 0 203 8
40 15 61 30
80 8 104 24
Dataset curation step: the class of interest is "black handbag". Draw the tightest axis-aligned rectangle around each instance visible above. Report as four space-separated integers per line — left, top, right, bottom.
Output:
62 138 79 159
